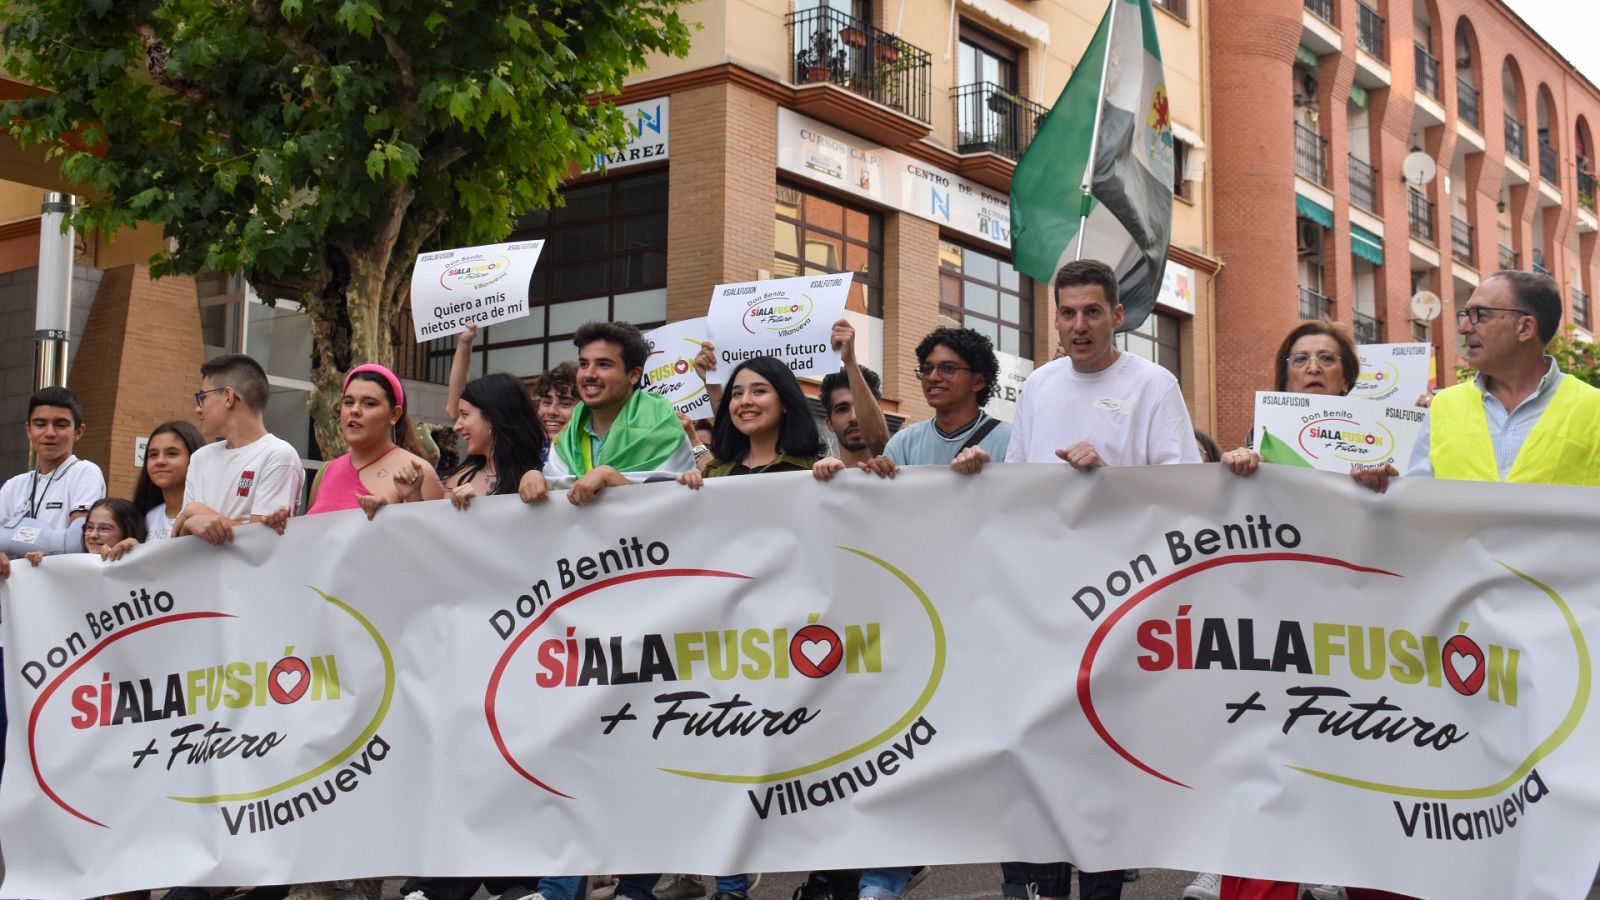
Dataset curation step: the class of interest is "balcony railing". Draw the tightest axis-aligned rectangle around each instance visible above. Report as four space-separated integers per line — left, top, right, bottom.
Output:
1356 1 1385 60
1304 0 1334 24
1450 216 1474 266
1414 46 1440 99
1574 287 1590 329
1504 115 1527 162
1349 155 1377 211
1457 77 1480 129
1578 168 1596 211
1299 286 1333 321
1533 253 1549 275
952 82 1048 162
1295 122 1327 185
1408 188 1435 243
1538 142 1558 186
1354 311 1380 344
1498 244 1520 271
787 7 931 122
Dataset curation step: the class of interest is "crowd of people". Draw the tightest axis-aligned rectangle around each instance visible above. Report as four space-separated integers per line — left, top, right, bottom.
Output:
1 260 1596 900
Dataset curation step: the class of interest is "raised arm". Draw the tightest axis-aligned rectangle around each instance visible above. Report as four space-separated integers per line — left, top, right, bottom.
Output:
445 324 478 421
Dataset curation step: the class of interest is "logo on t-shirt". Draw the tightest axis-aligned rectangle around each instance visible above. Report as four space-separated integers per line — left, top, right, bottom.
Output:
237 470 256 498
45 501 63 510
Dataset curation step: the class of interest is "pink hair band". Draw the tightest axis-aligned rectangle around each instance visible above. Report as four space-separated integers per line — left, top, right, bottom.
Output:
344 363 406 408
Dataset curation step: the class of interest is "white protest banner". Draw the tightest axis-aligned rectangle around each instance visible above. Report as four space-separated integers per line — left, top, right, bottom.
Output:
1253 391 1425 471
703 274 849 383
409 240 545 341
1351 342 1432 404
642 318 712 419
4 467 1600 900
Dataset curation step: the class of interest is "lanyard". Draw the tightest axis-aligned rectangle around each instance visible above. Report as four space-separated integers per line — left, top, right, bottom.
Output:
578 429 596 476
27 458 75 519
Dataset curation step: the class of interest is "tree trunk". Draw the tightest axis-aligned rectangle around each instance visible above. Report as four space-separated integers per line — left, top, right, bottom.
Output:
296 242 395 461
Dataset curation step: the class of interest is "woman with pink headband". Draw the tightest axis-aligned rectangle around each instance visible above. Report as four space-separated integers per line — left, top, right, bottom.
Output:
306 363 444 518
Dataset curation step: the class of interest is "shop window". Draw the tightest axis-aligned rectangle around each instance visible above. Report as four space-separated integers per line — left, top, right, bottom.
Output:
774 182 883 316
1114 311 1182 382
938 240 1033 360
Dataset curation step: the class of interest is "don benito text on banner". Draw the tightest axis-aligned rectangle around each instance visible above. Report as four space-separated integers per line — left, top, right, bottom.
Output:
1010 0 1174 330
3 467 1599 900
410 240 546 340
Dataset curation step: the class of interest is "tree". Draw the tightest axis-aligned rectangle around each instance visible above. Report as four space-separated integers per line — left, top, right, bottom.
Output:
2 0 691 453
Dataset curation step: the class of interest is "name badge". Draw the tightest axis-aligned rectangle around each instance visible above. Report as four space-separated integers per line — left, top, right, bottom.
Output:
14 527 41 545
1095 396 1134 415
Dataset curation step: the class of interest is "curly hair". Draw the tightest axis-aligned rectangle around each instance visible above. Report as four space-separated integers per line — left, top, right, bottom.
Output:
915 327 1002 408
534 362 577 400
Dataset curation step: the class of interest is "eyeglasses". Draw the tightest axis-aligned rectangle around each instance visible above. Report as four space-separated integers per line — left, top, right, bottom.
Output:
83 524 120 535
194 387 227 406
914 362 973 379
1286 352 1341 369
1455 305 1531 325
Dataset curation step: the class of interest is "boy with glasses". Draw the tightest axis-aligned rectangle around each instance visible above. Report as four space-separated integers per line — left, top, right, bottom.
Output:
863 326 1011 476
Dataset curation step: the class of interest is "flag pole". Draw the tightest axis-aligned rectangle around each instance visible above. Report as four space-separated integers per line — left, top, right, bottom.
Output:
1073 0 1120 261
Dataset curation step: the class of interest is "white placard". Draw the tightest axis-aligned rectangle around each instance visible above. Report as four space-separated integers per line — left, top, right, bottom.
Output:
985 350 1035 423
1253 391 1425 472
703 274 850 383
642 318 712 419
1352 342 1432 404
133 436 148 469
409 240 546 341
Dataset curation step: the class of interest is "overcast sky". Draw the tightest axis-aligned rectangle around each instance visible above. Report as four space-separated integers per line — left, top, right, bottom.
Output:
1501 0 1600 89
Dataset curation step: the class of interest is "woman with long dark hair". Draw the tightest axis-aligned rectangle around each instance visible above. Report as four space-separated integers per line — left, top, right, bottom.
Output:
445 372 547 508
679 355 837 486
131 420 203 542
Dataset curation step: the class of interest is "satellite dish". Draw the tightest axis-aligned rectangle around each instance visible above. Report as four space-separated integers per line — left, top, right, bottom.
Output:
1411 290 1443 321
1401 151 1438 186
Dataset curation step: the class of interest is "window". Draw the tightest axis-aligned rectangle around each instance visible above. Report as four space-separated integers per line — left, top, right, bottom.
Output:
775 182 884 316
958 27 1018 93
938 240 1033 359
1173 139 1194 201
1152 0 1188 22
458 170 669 378
1114 311 1181 382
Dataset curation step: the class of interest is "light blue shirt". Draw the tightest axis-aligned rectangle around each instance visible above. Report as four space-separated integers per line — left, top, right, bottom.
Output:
1406 356 1564 479
884 412 1013 466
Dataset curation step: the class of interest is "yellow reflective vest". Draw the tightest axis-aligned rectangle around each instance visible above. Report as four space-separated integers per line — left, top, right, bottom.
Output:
1428 375 1600 486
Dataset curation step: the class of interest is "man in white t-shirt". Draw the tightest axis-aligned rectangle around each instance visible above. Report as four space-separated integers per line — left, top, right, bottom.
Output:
1006 258 1200 469
175 354 304 544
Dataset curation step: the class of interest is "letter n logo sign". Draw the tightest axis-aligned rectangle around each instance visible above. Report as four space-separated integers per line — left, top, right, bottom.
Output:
930 188 951 220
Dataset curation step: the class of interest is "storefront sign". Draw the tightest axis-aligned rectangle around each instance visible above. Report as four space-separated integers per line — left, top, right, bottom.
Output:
589 98 670 172
703 274 850 383
777 108 1011 249
1157 261 1195 315
986 350 1035 423
410 241 545 340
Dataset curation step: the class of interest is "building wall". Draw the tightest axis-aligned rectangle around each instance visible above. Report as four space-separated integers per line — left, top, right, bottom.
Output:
0 265 102 477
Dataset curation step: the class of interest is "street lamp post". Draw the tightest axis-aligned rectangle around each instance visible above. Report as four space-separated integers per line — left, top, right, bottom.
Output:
34 191 77 391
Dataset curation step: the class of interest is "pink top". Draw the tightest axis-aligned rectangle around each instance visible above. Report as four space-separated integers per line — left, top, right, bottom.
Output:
306 452 374 515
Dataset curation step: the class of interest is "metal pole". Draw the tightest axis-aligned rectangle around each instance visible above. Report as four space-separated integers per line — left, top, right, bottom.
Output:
34 191 76 391
1073 0 1120 261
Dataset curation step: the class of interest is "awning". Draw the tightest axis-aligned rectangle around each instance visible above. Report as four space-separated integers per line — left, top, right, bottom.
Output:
1350 84 1368 108
1297 46 1319 67
954 0 1050 43
1296 194 1334 229
1171 120 1207 183
1351 223 1384 265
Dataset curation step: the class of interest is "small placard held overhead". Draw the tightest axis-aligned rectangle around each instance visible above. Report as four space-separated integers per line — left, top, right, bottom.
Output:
410 240 545 341
703 273 851 383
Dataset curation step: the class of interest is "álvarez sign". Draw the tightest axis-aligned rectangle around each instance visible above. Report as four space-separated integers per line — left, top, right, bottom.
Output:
3 467 1597 899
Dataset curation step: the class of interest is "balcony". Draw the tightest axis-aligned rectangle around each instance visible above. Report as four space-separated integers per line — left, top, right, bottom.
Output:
1408 188 1435 243
1498 244 1520 271
787 7 932 144
1579 168 1596 211
1355 311 1380 344
1414 46 1440 99
1304 0 1334 24
1505 115 1527 162
1457 77 1480 129
1450 216 1474 266
1299 286 1333 320
1574 287 1590 329
953 82 1047 162
1356 1 1385 60
1348 155 1377 211
1296 122 1327 185
1538 141 1558 186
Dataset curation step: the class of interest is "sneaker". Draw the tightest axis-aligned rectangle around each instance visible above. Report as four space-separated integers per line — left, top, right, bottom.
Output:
1182 872 1221 900
903 869 930 897
793 874 832 900
1122 870 1140 883
1303 888 1344 900
655 876 707 900
999 884 1038 900
496 886 542 900
590 878 619 900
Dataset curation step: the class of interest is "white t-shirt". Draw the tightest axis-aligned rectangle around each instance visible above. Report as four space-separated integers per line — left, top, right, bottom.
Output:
182 434 305 521
1005 352 1201 466
0 455 106 529
145 505 177 542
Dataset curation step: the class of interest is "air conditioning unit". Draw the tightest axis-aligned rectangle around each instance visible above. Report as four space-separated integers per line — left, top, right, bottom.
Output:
1297 219 1321 257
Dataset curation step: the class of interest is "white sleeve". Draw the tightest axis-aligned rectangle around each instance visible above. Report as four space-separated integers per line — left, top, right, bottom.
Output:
1005 389 1031 463
66 463 106 515
182 450 204 509
249 446 305 516
1149 382 1202 465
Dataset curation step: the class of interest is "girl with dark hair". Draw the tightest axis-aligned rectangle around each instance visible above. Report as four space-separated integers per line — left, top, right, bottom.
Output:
445 372 547 508
85 498 147 559
308 364 445 517
679 355 841 488
133 420 204 542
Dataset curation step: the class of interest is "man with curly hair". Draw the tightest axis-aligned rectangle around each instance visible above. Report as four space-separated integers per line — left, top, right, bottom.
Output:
876 326 1011 473
1006 259 1199 469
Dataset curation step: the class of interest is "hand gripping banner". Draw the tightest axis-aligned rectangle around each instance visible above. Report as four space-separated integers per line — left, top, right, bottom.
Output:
3 466 1598 899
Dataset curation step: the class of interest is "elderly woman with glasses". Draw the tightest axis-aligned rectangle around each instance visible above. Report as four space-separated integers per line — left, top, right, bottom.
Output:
1216 319 1361 477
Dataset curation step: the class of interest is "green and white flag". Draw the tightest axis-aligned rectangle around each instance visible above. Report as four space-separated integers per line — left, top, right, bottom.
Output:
1009 0 1173 330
